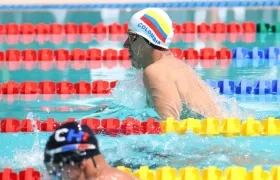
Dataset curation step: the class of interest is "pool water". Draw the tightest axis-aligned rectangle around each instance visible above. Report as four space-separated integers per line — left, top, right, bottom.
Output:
1 7 280 176
2 59 280 173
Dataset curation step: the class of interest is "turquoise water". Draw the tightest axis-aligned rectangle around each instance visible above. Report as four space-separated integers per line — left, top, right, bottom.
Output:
1 61 280 173
1 7 280 175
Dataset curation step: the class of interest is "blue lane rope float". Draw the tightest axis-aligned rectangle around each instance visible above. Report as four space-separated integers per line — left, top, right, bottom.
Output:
0 0 279 10
232 47 280 60
231 58 280 68
206 79 280 95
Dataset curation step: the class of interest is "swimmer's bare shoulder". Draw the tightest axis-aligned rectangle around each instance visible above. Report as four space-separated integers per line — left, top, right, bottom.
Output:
144 56 178 79
97 167 139 180
143 57 175 86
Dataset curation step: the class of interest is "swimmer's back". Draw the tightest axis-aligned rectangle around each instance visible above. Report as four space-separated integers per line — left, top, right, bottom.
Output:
144 56 222 119
145 56 193 103
96 167 138 180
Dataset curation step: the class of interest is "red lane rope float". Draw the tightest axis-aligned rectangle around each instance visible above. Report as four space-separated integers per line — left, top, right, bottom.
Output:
0 168 41 180
0 80 115 94
0 58 229 71
0 117 161 135
1 48 131 70
0 47 234 70
1 22 257 44
0 80 117 102
4 22 255 34
0 47 232 61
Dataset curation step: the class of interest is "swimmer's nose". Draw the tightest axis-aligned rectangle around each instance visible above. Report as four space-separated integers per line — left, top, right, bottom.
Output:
123 37 130 48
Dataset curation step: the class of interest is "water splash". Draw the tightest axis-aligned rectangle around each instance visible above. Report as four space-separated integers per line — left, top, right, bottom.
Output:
10 112 45 170
108 69 160 120
111 69 148 110
100 133 280 171
208 88 255 120
27 112 40 151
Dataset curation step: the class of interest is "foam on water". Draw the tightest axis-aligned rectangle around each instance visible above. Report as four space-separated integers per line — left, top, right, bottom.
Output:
17 112 44 169
109 69 159 119
212 92 255 120
0 113 45 171
111 69 148 109
100 133 280 170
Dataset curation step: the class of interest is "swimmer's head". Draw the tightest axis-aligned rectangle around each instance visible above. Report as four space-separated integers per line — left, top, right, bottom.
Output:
124 8 174 69
44 122 101 180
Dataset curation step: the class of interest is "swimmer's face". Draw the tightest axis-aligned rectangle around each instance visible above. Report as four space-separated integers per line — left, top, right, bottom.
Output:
123 30 153 69
46 163 85 180
62 164 83 180
46 157 99 180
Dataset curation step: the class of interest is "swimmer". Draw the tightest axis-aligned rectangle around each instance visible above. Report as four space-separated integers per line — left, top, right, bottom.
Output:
44 121 137 180
124 8 223 120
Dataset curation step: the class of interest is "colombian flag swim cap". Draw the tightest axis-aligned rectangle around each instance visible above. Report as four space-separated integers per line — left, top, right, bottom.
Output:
129 8 174 49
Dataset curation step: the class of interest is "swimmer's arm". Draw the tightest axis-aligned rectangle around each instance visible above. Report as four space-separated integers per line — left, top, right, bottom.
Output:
143 68 182 120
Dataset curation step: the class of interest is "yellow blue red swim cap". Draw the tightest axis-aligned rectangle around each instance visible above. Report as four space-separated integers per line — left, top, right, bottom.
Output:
129 8 174 49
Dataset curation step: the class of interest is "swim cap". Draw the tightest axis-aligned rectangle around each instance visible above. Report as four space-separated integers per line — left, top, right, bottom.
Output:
44 122 100 165
129 8 174 49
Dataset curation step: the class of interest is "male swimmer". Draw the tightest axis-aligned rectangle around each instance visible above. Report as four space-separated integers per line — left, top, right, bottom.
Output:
44 122 137 180
124 8 223 120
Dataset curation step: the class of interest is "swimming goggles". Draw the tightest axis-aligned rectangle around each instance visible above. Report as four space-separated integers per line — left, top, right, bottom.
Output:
45 143 96 156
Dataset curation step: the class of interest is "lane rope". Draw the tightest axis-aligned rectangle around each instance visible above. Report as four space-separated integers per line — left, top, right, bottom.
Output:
1 165 279 180
1 116 280 136
0 79 279 97
0 47 278 62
